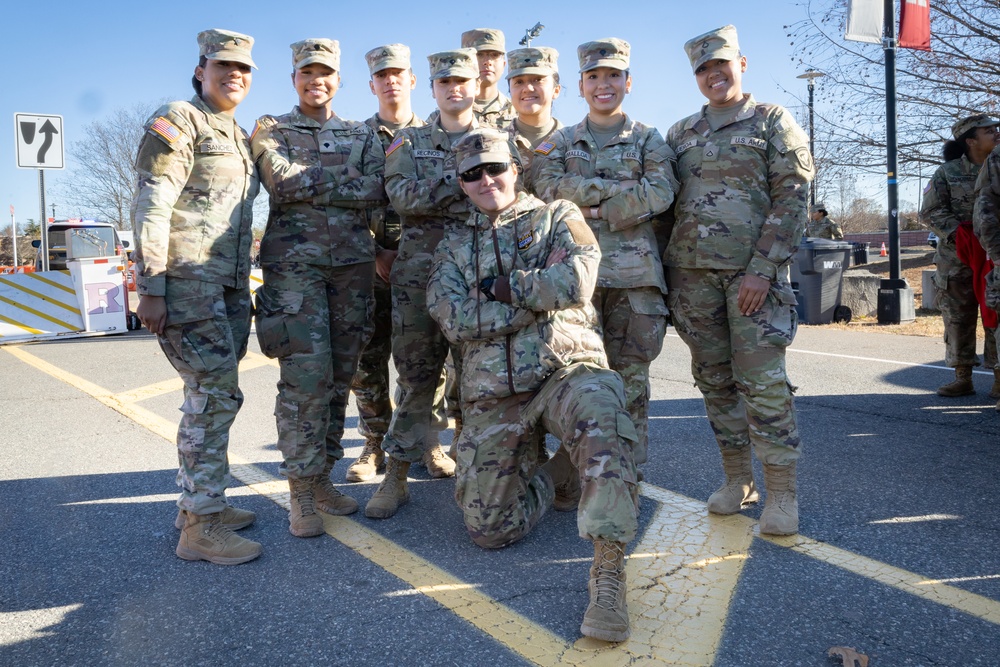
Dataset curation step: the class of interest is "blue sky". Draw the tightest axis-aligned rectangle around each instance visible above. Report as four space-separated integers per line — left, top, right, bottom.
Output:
1 0 829 230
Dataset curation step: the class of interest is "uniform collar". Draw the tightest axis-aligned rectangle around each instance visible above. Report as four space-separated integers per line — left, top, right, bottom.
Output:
191 95 239 137
429 114 480 150
571 114 636 147
467 191 543 229
289 106 349 131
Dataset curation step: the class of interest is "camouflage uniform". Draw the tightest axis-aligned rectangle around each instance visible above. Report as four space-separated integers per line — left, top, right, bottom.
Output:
974 145 1000 370
427 191 638 548
923 155 997 369
473 93 518 130
664 92 814 465
805 215 844 240
533 91 679 466
132 94 259 514
251 105 386 478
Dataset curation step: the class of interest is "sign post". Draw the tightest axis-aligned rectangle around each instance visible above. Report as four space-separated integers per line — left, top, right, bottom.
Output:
8 205 16 269
14 113 65 272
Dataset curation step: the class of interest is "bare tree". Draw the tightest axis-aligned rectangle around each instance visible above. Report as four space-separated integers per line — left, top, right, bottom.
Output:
784 0 1000 180
60 103 159 229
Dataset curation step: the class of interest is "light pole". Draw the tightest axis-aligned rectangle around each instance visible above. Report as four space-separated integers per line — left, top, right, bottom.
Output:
50 202 56 221
796 69 826 209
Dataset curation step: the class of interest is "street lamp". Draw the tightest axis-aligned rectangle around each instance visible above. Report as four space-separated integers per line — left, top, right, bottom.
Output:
50 202 57 221
796 69 826 209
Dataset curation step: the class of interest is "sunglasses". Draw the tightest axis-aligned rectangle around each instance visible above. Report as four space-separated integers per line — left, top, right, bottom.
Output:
460 162 510 182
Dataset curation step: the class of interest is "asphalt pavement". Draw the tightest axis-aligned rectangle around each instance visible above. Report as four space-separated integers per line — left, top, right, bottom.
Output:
1 322 997 666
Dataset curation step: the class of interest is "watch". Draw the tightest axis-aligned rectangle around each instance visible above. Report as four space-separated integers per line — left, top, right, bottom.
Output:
479 277 497 301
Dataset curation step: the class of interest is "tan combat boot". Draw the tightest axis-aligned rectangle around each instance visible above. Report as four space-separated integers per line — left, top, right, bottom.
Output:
542 446 581 512
759 462 799 536
174 504 255 530
989 368 1000 400
365 457 411 519
707 447 759 515
580 540 629 642
288 477 325 538
446 417 464 461
423 444 456 478
937 365 975 397
175 511 262 565
315 459 359 516
346 437 384 483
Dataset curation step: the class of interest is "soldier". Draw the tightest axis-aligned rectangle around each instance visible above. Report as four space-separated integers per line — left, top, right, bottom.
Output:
133 29 261 565
533 38 679 470
250 39 387 537
806 204 844 240
975 145 1000 411
464 28 518 129
924 114 1000 399
427 129 639 643
664 26 814 535
364 48 487 520
505 46 563 195
346 44 456 483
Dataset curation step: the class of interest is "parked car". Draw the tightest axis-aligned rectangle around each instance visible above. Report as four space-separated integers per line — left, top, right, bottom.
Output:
928 232 938 248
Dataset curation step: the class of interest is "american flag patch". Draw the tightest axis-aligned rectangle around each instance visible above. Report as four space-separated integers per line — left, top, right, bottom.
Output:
534 141 555 155
386 135 404 156
150 117 182 143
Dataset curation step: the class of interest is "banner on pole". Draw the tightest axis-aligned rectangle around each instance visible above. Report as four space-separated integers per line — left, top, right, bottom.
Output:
900 0 931 50
845 0 884 44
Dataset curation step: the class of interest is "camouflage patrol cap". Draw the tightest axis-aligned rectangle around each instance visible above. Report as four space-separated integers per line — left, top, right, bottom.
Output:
454 128 512 174
461 28 506 53
810 203 828 214
290 38 340 71
506 47 559 79
684 25 740 73
366 44 411 75
198 29 256 69
428 48 479 80
577 38 630 73
951 114 999 140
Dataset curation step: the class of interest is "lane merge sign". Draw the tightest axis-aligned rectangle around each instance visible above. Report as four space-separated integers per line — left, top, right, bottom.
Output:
14 113 65 169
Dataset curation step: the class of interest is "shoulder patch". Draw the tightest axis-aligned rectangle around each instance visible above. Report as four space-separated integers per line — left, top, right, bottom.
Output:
386 135 404 156
517 230 534 251
534 141 555 155
150 117 182 143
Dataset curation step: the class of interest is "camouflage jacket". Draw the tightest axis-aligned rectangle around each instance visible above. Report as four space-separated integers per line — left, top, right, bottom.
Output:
923 155 981 277
251 107 386 267
805 216 844 240
975 147 1000 261
532 115 679 292
506 118 563 196
131 96 259 297
665 95 814 281
425 92 517 131
427 192 606 402
364 112 426 252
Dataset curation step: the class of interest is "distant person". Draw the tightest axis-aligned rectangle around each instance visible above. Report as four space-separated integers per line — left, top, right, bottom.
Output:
427 129 639 643
132 29 261 565
251 39 387 537
806 204 844 240
663 25 814 535
922 114 999 399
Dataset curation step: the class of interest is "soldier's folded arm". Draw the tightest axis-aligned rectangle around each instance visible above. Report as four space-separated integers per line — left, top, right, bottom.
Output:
921 170 961 240
312 130 388 209
602 135 679 231
532 138 621 206
974 156 1000 258
384 136 466 216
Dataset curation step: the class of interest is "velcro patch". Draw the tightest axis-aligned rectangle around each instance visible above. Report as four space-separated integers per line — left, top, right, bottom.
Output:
198 142 236 154
676 139 698 154
731 136 767 150
414 149 446 159
517 231 534 250
150 117 182 143
534 141 555 155
623 150 641 161
566 149 591 161
386 135 404 156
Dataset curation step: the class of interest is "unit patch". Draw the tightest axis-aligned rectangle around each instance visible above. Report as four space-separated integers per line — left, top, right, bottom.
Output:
517 231 534 250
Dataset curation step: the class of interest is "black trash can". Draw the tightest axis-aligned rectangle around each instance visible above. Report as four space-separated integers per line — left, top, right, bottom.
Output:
789 239 854 324
851 242 870 266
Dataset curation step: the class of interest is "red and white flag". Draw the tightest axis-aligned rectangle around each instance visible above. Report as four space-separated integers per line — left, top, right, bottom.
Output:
900 0 931 50
845 0 884 44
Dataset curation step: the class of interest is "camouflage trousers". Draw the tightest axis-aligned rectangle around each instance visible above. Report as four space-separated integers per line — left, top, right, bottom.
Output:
456 363 639 549
591 286 667 466
256 261 374 478
157 279 250 515
667 268 801 466
382 283 463 463
936 266 998 369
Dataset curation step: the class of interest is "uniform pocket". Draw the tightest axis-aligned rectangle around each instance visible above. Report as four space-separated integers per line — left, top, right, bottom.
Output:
253 285 308 359
163 296 230 374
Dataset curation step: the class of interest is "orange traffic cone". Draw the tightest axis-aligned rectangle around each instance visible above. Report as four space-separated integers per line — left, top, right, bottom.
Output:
880 242 887 257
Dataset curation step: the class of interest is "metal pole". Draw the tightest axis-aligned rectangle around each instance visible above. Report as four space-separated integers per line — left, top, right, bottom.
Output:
884 0 900 283
9 208 16 269
39 169 49 272
808 78 816 208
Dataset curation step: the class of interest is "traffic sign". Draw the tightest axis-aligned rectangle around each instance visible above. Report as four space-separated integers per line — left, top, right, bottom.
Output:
14 113 65 169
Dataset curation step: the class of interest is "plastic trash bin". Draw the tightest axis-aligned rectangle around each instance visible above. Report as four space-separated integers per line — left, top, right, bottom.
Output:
789 238 854 324
851 242 870 266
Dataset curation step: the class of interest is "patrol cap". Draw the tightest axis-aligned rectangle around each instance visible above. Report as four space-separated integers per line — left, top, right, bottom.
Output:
428 48 479 80
506 47 559 79
366 43 411 75
952 114 999 140
454 128 512 174
810 203 827 214
290 38 340 71
461 28 506 53
577 38 630 73
684 25 741 73
198 29 256 69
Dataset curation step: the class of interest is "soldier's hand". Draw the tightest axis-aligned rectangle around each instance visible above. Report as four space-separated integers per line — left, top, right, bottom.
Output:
545 247 568 268
343 165 363 180
619 179 639 190
375 248 397 283
737 274 770 316
136 295 167 335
